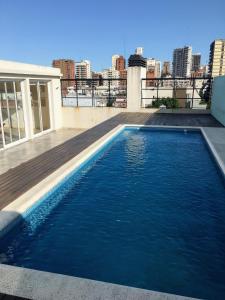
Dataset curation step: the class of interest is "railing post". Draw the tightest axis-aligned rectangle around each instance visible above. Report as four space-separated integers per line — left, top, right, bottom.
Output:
108 79 111 106
173 79 177 101
91 81 94 107
156 79 159 100
75 79 78 107
191 78 195 108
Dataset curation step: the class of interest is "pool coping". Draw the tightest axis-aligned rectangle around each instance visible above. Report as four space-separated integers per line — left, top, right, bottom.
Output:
0 264 197 300
1 124 224 300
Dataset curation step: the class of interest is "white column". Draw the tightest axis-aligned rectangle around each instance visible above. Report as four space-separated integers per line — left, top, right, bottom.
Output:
22 78 33 139
49 78 62 130
127 66 146 111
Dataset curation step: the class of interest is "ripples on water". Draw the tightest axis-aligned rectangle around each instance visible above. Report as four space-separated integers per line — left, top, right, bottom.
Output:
1 128 225 299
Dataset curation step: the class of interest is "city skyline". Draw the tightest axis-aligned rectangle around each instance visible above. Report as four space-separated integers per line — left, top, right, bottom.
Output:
53 45 209 78
1 0 225 71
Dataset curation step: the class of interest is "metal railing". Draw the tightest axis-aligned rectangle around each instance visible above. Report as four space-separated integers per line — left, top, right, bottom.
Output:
61 79 127 108
141 77 213 109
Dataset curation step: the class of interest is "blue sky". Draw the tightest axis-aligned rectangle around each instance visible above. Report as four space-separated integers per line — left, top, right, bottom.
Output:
0 0 224 71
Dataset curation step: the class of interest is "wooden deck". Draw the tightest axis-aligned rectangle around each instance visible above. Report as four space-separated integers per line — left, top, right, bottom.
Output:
0 113 222 210
0 293 27 300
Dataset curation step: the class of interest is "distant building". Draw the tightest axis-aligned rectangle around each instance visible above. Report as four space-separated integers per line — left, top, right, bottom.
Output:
75 60 91 79
92 72 103 86
119 69 127 79
102 68 120 87
135 47 144 56
192 54 201 72
172 46 192 77
52 59 75 79
208 39 225 77
146 69 156 87
116 56 126 71
202 65 209 76
155 60 161 78
112 55 120 70
147 58 156 69
52 59 75 96
119 69 127 88
146 58 161 77
191 64 208 78
162 61 171 77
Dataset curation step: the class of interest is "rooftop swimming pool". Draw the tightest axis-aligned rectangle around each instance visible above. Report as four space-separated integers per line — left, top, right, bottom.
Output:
1 127 225 299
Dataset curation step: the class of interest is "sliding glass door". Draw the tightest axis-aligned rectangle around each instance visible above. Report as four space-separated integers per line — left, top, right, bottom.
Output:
30 81 50 135
0 80 25 149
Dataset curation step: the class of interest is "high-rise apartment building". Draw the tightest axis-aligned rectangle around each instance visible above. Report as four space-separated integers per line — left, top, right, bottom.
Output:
112 55 120 70
192 54 201 72
208 39 225 77
155 60 161 78
102 68 120 87
146 58 161 77
162 61 171 77
146 69 156 87
119 69 127 88
172 46 192 77
52 59 75 79
52 59 75 96
115 56 126 71
75 60 91 79
92 72 103 87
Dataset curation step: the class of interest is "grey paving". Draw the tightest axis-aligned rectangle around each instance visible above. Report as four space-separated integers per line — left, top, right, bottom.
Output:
203 127 225 167
0 113 223 210
0 264 198 300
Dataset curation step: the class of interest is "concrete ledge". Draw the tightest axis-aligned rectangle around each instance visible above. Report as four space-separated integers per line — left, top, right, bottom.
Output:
0 60 62 77
201 127 225 178
0 264 197 300
144 108 210 114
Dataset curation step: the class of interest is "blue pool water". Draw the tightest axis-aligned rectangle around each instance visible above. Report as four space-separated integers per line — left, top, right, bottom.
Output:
1 128 225 299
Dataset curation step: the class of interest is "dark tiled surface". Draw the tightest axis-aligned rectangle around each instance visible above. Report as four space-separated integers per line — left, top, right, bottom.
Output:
0 113 223 210
0 293 28 300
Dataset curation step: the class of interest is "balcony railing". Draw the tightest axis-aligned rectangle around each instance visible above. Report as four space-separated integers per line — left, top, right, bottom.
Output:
141 77 213 109
61 79 127 108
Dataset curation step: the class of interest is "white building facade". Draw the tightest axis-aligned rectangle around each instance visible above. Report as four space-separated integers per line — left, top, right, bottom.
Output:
102 68 120 87
0 60 62 150
75 60 91 79
111 55 119 70
146 58 161 77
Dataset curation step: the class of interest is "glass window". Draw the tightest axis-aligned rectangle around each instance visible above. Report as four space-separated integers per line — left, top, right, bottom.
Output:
40 83 50 130
15 81 25 139
0 80 25 148
30 82 41 134
30 81 51 134
0 82 6 148
6 82 19 142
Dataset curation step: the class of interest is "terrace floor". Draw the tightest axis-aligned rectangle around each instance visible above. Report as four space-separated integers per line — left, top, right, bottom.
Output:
0 112 224 211
0 128 85 176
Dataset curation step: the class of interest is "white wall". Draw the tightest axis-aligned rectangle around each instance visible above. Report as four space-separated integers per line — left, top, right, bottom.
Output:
0 60 62 146
62 107 126 129
211 75 225 126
